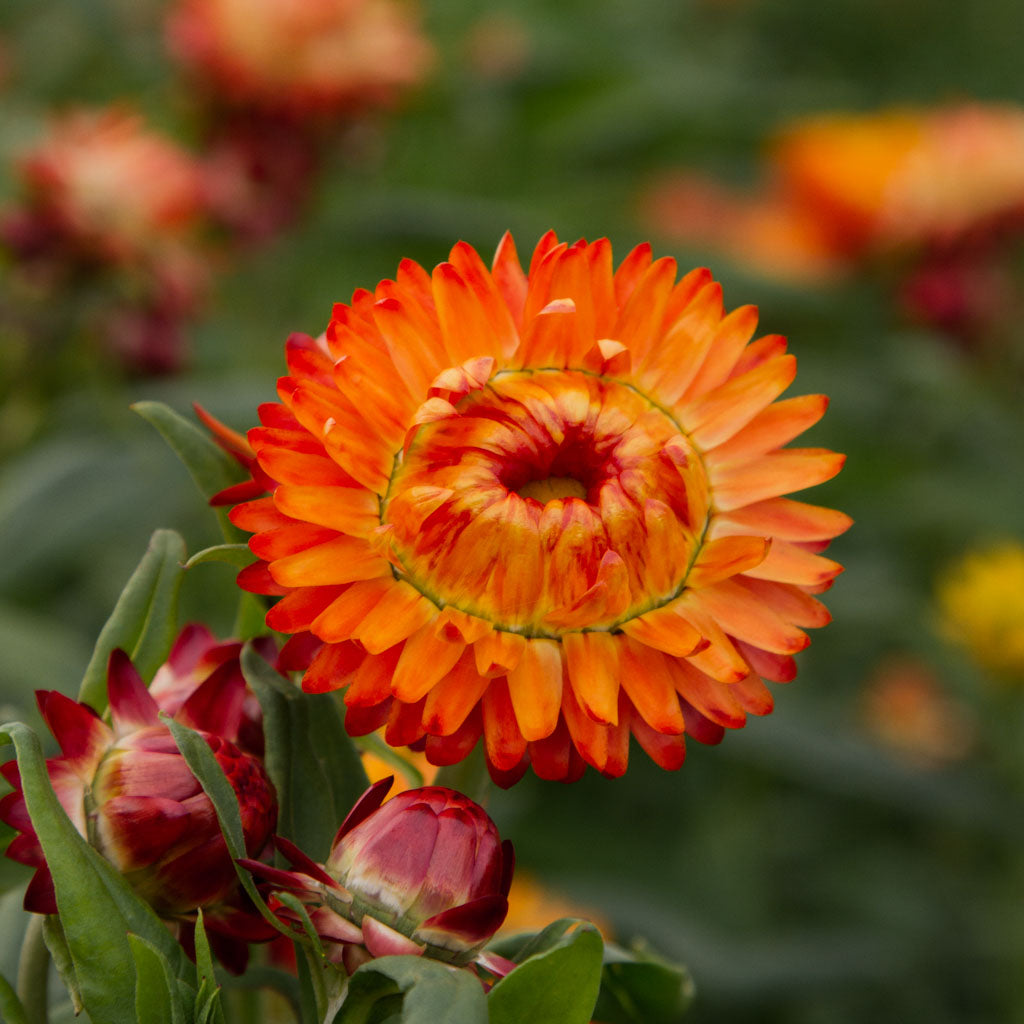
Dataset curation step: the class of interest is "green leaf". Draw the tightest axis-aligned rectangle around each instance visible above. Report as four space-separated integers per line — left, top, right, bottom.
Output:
336 956 488 1024
0 971 29 1024
128 934 189 1024
163 716 289 940
78 529 187 712
241 645 369 861
592 941 695 1024
184 544 254 570
487 921 603 1024
42 916 84 1017
193 911 226 1024
0 722 193 1024
131 401 247 544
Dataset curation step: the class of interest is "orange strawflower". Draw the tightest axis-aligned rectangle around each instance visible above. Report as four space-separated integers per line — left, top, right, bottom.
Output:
230 232 849 784
644 103 1024 284
166 0 433 116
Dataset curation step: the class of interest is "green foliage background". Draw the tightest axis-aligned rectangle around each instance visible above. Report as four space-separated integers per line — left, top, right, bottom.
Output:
2 0 1024 1021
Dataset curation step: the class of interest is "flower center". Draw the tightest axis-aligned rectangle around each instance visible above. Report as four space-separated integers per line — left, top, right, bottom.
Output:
383 369 711 636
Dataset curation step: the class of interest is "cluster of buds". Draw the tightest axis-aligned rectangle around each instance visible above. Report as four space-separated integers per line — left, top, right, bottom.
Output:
242 777 516 977
0 627 278 970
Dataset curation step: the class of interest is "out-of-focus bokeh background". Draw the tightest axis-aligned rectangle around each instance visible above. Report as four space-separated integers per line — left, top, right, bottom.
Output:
2 0 1024 1021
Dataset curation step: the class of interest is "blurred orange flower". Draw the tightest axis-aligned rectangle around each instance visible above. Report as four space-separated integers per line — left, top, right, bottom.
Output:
499 873 611 939
167 0 433 116
860 656 973 766
230 232 849 784
644 103 1024 279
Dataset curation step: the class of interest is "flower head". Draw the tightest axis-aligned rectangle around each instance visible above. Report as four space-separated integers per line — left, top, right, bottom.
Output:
242 778 512 973
231 231 850 783
166 0 433 117
0 638 277 967
938 540 1024 680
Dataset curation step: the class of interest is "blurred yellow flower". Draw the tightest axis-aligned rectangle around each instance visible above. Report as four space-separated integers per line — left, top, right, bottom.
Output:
938 541 1024 679
499 873 611 940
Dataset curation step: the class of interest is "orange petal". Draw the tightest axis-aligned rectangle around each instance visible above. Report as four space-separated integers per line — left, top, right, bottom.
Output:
302 641 366 694
433 261 503 363
562 630 621 725
422 649 490 735
627 703 687 770
737 577 831 628
693 579 810 655
271 536 391 588
618 639 686 735
506 638 563 742
230 497 290 532
682 303 759 397
676 592 751 683
474 630 527 677
481 678 527 771
310 578 394 642
344 647 401 707
664 657 747 729
257 447 354 489
730 674 774 715
620 601 705 657
681 354 797 451
266 585 347 634
250 523 339 562
434 607 493 645
274 485 380 537
713 497 853 542
448 241 520 359
516 298 580 369
706 394 829 465
741 540 844 588
390 624 466 703
710 449 846 511
492 231 528 330
687 536 769 590
350 582 437 655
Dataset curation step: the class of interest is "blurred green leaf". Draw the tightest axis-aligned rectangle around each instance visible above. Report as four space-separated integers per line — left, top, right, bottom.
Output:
488 920 603 1024
78 528 186 712
128 933 189 1024
131 401 246 544
337 955 488 1024
241 645 369 861
0 721 192 1023
592 941 695 1024
0 972 29 1024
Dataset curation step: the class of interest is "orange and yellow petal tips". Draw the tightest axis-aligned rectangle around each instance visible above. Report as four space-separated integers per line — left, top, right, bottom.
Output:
230 232 851 784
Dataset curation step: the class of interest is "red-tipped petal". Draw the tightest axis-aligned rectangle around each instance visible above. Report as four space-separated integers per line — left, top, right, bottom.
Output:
107 649 161 732
331 777 394 845
417 894 509 949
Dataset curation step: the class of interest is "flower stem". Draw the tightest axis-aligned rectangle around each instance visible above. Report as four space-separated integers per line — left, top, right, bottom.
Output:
16 914 49 1024
434 744 492 805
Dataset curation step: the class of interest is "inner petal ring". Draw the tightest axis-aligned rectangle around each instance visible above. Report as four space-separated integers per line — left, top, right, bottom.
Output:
381 369 711 636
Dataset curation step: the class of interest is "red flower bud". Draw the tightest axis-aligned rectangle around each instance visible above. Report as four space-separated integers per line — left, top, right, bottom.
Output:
242 778 514 974
0 631 278 969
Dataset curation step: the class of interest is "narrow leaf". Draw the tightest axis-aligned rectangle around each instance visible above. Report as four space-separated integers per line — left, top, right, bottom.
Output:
132 401 247 544
78 529 187 711
184 544 255 570
242 646 369 861
193 911 226 1024
43 915 84 1016
337 956 488 1024
129 933 186 1024
487 922 603 1024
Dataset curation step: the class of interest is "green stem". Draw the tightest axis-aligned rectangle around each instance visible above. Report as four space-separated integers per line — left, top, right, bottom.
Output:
16 914 49 1024
434 744 493 806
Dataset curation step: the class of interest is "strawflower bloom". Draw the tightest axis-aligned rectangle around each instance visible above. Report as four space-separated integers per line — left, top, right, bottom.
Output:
0 643 277 969
230 231 850 783
242 777 513 975
166 0 433 117
937 540 1024 680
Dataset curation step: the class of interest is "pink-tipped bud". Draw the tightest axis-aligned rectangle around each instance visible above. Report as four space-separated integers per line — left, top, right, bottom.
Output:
323 783 513 964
